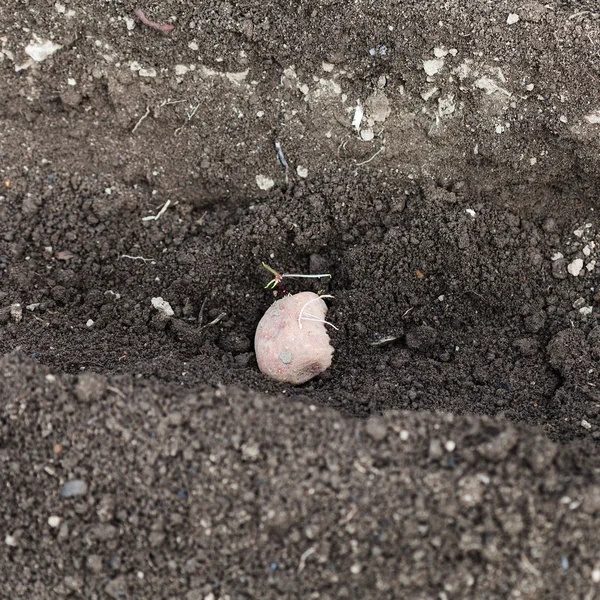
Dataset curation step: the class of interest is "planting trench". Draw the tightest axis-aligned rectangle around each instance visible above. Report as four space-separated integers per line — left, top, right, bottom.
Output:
1 0 600 597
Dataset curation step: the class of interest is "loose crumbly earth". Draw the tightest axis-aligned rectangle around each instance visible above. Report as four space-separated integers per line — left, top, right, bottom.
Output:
1 0 600 597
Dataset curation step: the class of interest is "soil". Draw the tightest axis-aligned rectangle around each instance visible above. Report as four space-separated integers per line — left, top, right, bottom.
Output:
1 0 600 597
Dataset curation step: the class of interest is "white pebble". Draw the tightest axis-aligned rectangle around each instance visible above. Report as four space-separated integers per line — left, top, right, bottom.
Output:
581 419 592 430
5 535 17 547
551 252 564 261
86 319 94 328
296 166 308 178
25 39 62 62
400 430 409 441
67 78 76 86
587 260 596 272
151 297 174 317
10 303 23 323
360 128 375 141
573 229 584 238
583 245 591 257
175 64 189 76
567 258 584 276
48 516 61 528
580 306 593 316
321 61 334 72
592 569 600 583
465 208 476 217
139 68 157 78
506 13 519 25
124 17 135 31
188 41 199 51
255 174 274 190
445 440 456 452
423 58 444 76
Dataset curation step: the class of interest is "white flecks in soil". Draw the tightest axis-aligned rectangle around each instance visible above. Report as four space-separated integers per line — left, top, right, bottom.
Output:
507 13 520 25
255 174 274 190
48 516 61 528
352 101 364 131
151 297 174 317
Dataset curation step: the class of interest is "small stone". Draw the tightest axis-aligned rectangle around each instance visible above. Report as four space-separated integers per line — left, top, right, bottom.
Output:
241 443 260 461
296 166 308 178
139 68 157 78
365 418 387 441
580 306 593 316
445 440 456 452
321 61 334 72
568 258 584 277
592 569 600 583
25 39 62 62
151 296 174 317
360 128 375 141
61 479 88 498
551 252 564 261
507 13 519 24
5 534 17 547
365 92 391 122
256 174 274 190
175 64 190 75
423 58 444 76
48 516 61 528
86 319 94 328
10 303 22 322
582 419 592 430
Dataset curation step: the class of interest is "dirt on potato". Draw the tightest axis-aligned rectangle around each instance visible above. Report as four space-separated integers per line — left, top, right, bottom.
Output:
1 0 600 598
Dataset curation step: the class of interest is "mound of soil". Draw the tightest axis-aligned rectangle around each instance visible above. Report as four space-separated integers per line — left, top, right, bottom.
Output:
1 0 600 597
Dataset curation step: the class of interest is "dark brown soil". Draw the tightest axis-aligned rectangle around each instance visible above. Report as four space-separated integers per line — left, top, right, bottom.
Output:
1 0 600 597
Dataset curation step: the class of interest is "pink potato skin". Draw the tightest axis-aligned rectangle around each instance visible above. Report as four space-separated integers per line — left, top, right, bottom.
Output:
255 292 334 384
